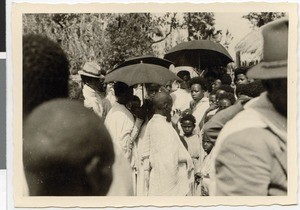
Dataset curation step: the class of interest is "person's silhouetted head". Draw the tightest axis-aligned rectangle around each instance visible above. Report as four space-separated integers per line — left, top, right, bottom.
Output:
23 99 114 196
114 82 133 105
23 34 69 119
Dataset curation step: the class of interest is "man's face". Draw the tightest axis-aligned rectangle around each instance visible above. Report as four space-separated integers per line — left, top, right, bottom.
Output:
182 75 190 82
146 85 160 101
191 84 204 102
181 120 195 136
236 74 249 85
267 79 287 117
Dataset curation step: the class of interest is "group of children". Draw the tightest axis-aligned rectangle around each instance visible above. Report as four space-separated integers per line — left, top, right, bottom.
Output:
165 66 264 196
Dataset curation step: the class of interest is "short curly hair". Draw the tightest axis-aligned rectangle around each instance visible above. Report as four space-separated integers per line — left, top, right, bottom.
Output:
216 84 234 94
236 80 265 98
23 34 69 118
188 77 208 91
180 113 196 124
218 92 236 105
234 66 250 79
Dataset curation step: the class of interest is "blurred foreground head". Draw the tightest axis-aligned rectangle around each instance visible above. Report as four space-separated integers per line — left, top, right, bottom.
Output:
23 99 114 196
23 34 69 119
247 18 288 117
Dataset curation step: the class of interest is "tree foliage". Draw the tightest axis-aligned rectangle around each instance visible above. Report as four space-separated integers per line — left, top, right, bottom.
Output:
183 12 221 41
23 12 232 74
23 13 110 74
104 13 179 69
243 12 286 28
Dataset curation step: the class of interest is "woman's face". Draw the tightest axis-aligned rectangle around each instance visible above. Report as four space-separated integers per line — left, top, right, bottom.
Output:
212 79 222 90
191 84 204 102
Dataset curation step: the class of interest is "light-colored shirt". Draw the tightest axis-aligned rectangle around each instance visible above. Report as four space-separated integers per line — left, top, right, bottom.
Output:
105 102 135 160
199 148 214 196
191 97 210 133
143 114 194 196
170 88 192 112
183 133 204 173
82 84 103 118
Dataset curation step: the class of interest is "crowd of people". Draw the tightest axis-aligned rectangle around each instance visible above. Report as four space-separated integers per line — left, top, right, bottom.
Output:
22 17 288 196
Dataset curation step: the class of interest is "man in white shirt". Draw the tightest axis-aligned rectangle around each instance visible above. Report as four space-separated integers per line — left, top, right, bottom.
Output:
79 62 106 118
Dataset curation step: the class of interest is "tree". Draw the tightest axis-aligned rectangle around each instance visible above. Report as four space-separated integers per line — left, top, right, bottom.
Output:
243 12 286 28
23 12 232 74
23 13 111 74
104 13 179 70
217 29 234 50
183 12 222 41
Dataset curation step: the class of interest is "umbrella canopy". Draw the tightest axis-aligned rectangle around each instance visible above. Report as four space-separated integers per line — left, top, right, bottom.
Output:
105 63 181 86
111 55 174 71
164 40 233 70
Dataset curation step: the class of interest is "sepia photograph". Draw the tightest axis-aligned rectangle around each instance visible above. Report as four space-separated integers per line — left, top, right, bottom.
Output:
12 2 298 208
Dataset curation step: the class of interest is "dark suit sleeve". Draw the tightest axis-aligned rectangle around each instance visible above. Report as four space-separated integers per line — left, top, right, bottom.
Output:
215 128 274 195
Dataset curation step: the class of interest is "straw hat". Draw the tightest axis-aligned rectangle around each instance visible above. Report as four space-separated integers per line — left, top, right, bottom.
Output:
247 18 288 79
78 62 101 78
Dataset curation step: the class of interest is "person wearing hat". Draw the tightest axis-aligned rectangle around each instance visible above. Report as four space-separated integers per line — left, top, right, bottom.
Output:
79 62 110 118
211 18 288 196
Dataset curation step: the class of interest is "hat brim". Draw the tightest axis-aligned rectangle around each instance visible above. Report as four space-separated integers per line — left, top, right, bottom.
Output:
78 70 100 78
247 62 287 79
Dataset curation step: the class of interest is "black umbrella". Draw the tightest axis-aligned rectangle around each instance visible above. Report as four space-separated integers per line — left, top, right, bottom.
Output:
105 63 180 86
109 55 174 73
164 40 233 70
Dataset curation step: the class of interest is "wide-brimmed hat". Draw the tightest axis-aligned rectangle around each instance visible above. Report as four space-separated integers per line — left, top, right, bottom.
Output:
78 62 101 78
247 18 288 79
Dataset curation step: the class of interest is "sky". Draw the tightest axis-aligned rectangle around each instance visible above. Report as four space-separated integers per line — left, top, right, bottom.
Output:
214 12 253 61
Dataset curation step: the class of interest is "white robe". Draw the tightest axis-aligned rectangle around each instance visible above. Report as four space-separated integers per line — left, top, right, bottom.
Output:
142 114 194 196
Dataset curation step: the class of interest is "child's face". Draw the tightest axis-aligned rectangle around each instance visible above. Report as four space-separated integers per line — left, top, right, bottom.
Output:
215 89 226 105
202 133 214 154
236 74 249 85
218 98 232 111
209 94 217 106
181 120 195 136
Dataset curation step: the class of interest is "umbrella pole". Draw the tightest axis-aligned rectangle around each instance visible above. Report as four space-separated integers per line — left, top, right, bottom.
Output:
198 55 201 75
142 84 145 104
